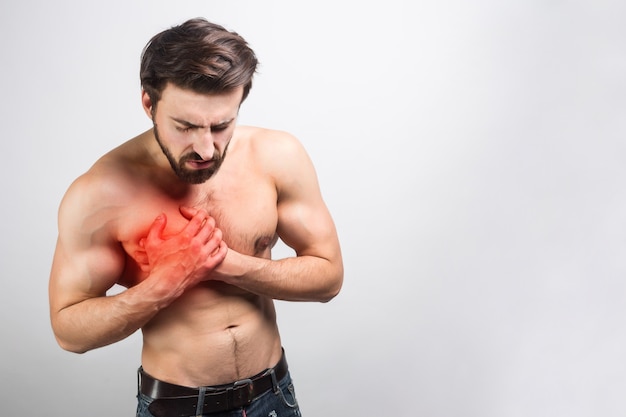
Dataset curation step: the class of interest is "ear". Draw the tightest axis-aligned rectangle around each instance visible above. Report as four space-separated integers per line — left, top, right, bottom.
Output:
141 90 154 119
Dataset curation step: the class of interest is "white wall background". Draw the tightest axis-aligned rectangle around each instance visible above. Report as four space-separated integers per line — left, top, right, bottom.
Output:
1 1 625 416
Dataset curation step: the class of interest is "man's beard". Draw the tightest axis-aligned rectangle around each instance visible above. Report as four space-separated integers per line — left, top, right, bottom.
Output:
153 124 228 184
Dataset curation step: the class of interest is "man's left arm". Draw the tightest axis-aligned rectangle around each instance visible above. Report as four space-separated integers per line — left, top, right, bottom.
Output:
215 131 343 302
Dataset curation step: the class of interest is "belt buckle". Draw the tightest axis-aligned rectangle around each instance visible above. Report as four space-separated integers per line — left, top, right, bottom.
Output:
230 378 254 407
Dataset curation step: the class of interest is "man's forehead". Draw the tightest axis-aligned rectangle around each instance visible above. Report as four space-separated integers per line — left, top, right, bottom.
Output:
160 82 244 103
158 84 242 124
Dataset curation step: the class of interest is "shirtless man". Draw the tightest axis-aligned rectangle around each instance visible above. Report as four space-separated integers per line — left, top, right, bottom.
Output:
48 18 343 417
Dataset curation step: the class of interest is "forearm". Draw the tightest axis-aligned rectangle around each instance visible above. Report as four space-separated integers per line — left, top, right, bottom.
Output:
51 272 178 353
222 251 343 302
53 301 143 353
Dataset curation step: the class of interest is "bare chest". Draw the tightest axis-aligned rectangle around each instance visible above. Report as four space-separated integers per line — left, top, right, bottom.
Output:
117 175 278 286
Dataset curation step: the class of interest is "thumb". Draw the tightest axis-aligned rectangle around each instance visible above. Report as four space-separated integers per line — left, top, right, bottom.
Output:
179 205 198 220
147 213 167 241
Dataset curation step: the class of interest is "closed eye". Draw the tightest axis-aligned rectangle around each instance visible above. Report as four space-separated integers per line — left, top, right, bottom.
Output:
171 117 235 133
211 124 229 132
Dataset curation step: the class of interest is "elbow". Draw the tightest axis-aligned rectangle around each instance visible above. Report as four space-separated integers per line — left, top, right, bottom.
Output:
51 320 90 354
319 290 339 303
54 334 89 354
319 269 343 303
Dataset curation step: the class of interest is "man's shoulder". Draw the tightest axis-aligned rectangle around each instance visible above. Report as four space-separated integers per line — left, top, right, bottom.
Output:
234 125 313 186
62 135 149 211
60 166 131 221
235 125 301 155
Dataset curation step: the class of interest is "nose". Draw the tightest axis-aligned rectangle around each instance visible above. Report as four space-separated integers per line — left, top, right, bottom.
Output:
192 129 215 160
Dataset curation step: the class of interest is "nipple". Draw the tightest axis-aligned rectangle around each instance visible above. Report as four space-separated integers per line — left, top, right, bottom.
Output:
254 235 278 254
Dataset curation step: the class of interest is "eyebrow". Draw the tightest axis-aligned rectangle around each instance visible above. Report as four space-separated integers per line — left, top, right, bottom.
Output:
171 117 235 129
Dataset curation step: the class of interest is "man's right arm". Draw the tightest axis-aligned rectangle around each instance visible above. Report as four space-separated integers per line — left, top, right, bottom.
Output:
48 175 226 353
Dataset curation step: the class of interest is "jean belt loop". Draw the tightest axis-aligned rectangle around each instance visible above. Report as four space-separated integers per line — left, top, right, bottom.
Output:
268 367 279 393
195 386 207 417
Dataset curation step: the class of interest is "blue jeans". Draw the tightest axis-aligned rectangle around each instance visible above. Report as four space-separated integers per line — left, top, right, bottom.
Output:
136 371 302 417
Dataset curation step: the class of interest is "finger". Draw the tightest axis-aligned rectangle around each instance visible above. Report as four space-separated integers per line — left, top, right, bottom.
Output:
195 217 216 244
179 206 208 220
212 241 228 261
146 213 167 242
132 249 149 267
206 228 226 257
205 241 228 267
218 240 228 255
179 205 196 220
182 211 212 237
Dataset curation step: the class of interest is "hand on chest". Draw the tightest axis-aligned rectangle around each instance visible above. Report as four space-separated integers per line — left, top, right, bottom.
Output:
125 181 279 262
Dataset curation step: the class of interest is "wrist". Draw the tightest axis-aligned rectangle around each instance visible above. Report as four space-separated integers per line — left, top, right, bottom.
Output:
140 265 187 307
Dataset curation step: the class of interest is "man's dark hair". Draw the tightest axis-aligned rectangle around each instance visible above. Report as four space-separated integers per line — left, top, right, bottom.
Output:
140 18 258 105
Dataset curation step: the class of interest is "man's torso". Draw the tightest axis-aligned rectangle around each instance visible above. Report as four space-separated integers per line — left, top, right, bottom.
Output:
102 126 284 387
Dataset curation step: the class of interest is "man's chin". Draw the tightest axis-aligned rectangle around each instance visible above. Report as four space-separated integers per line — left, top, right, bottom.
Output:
176 168 216 184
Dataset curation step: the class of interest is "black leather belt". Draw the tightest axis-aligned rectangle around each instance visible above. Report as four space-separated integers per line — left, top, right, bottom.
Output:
139 352 288 417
